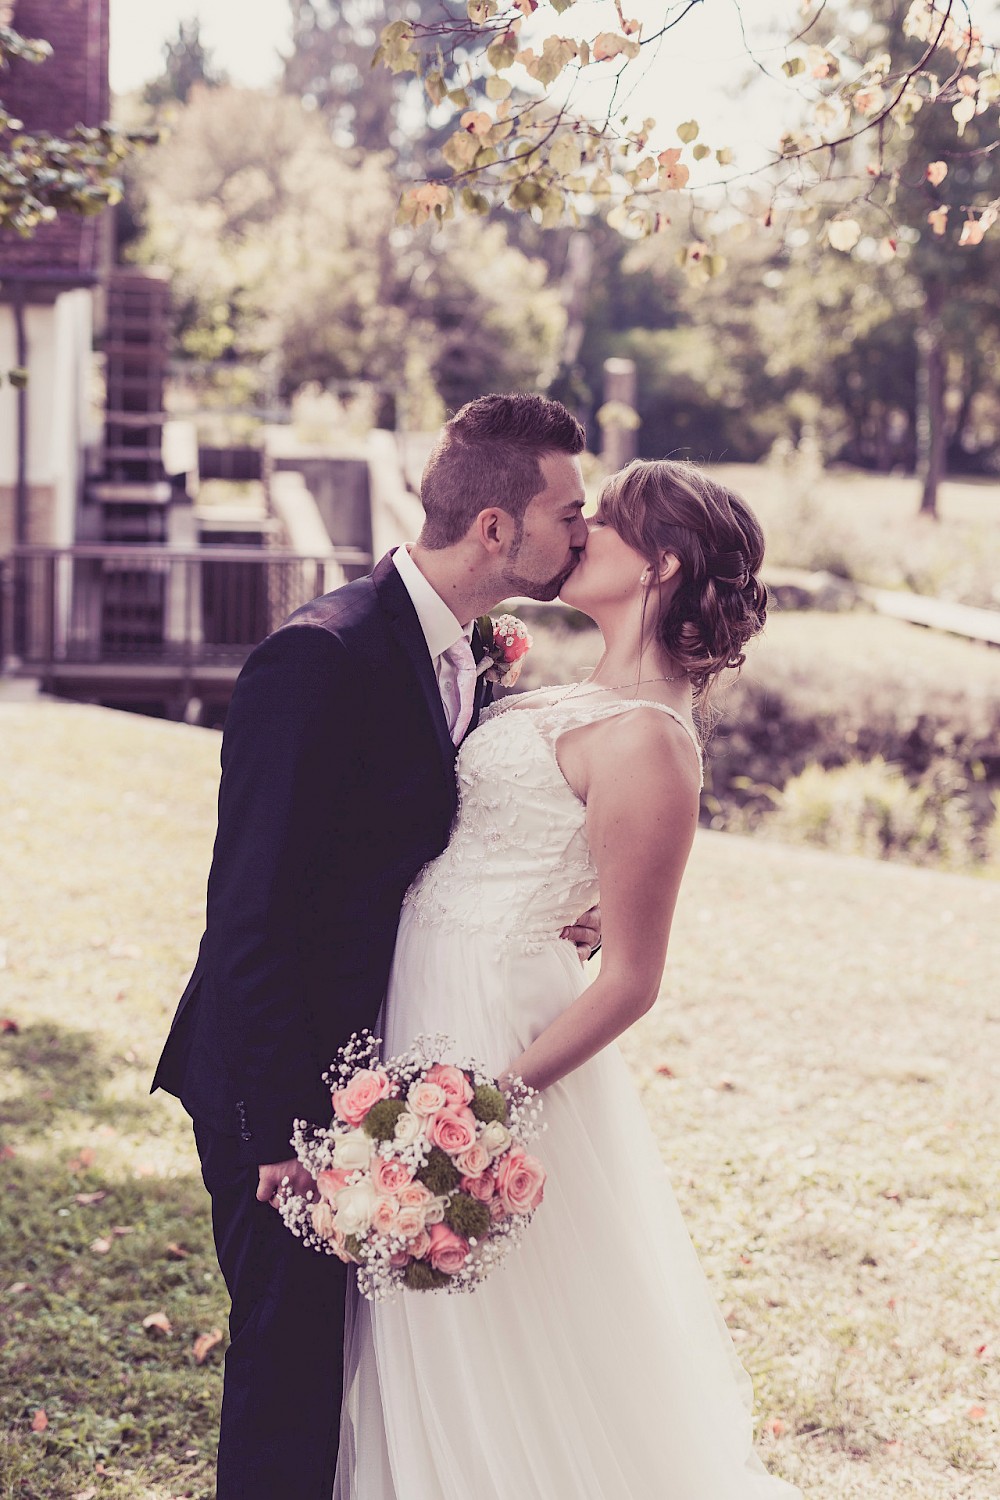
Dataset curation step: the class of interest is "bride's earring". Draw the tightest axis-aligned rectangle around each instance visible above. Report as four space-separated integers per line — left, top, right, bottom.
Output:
639 569 650 585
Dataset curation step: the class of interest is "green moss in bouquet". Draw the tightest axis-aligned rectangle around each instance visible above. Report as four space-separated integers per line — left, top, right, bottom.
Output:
415 1146 460 1195
445 1192 491 1241
361 1098 407 1141
470 1083 508 1125
403 1261 452 1291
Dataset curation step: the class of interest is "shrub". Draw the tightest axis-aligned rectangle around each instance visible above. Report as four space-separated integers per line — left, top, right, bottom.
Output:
755 756 985 870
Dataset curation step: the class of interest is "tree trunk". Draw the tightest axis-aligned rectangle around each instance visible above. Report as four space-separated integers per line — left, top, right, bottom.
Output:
915 285 945 518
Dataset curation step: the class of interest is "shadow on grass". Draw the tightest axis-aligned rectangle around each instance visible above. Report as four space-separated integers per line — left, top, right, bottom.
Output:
1 1023 152 1137
0 1152 225 1500
0 1021 229 1496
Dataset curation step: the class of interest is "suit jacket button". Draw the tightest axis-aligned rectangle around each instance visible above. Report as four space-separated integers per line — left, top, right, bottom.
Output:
240 1131 253 1143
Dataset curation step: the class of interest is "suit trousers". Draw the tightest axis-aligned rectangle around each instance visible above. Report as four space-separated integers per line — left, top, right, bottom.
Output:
194 1121 348 1500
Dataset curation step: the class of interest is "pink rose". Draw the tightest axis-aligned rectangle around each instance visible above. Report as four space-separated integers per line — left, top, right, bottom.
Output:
316 1168 354 1203
370 1196 400 1235
461 1170 495 1202
424 1063 474 1108
426 1221 470 1275
398 1181 434 1209
396 1204 428 1239
390 1249 411 1269
496 1149 546 1215
428 1107 478 1157
409 1228 432 1260
408 1081 448 1116
493 616 532 664
371 1157 414 1196
489 1195 508 1223
332 1068 391 1127
455 1142 490 1178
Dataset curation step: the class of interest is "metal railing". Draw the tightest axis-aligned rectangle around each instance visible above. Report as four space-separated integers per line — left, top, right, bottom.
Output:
1 544 370 674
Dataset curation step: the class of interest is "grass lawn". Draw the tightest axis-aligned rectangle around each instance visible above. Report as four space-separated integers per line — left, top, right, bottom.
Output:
1 699 998 1497
711 464 1000 610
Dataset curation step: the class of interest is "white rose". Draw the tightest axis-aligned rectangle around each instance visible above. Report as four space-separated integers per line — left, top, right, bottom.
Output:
334 1179 377 1237
393 1109 425 1147
395 1204 427 1239
332 1128 373 1172
480 1121 512 1158
422 1195 448 1226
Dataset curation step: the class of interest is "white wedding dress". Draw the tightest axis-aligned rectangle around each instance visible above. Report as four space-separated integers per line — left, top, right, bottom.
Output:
334 687 802 1499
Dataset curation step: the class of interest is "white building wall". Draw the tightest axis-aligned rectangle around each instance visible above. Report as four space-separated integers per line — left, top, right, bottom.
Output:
0 289 95 549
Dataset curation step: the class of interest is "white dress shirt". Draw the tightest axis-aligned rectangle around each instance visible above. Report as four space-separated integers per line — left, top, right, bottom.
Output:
391 546 476 740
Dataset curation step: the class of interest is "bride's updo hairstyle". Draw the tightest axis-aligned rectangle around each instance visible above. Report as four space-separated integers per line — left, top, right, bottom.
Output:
598 458 767 700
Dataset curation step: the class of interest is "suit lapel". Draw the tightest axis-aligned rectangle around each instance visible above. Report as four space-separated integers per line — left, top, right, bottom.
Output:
470 621 493 731
372 553 457 777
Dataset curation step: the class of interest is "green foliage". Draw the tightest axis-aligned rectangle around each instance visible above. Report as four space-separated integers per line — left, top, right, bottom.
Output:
361 1098 407 1141
469 1083 508 1125
444 1191 491 1240
142 19 227 111
415 1146 461 1196
402 1259 451 1291
760 756 982 870
0 24 152 237
371 0 1000 261
128 86 565 408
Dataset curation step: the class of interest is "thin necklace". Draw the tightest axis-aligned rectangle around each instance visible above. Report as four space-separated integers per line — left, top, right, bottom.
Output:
560 673 684 700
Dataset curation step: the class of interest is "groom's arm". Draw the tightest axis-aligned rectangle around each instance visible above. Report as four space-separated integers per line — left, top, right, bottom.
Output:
203 624 359 1165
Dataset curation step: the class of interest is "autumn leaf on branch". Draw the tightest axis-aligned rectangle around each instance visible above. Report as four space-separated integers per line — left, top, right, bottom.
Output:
372 0 1000 266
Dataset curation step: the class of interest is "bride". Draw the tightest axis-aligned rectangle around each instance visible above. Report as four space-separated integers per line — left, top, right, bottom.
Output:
335 457 801 1498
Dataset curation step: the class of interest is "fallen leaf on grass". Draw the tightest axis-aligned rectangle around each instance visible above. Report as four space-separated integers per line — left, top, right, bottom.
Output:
192 1328 224 1364
7 1281 32 1294
142 1310 172 1336
30 1408 48 1432
0 1144 16 1160
767 1418 786 1437
90 1237 112 1255
968 1405 987 1421
73 1488 98 1500
68 1148 95 1173
166 1241 190 1259
0 1017 19 1033
655 1063 676 1078
74 1191 107 1206
111 1225 133 1237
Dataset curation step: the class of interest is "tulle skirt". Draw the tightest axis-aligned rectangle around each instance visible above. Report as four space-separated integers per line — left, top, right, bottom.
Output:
333 913 802 1499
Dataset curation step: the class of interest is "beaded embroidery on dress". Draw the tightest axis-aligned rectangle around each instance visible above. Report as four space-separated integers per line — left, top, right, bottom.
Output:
333 690 801 1500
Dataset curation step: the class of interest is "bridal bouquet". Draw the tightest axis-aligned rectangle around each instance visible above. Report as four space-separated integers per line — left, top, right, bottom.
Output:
279 1031 546 1302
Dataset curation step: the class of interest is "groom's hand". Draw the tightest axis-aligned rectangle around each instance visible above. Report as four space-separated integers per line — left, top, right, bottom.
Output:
560 903 601 961
257 1158 315 1210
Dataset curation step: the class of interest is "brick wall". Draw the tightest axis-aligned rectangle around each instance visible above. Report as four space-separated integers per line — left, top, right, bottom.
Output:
1 0 111 279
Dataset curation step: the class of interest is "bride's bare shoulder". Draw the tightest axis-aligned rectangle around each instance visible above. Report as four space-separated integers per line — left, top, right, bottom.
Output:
590 706 700 780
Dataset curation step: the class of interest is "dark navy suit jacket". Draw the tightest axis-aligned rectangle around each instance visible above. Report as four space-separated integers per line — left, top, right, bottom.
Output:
151 552 491 1164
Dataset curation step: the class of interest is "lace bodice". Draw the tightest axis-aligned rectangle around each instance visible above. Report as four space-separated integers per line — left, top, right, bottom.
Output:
402 687 703 954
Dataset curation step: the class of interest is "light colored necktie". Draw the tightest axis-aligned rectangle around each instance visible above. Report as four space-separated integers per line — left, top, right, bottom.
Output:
442 637 477 744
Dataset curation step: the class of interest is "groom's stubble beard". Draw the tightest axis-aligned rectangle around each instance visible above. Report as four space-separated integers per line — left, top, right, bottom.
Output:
498 529 583 604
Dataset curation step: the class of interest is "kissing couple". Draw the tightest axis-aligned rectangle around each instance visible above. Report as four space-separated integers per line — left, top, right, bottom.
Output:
153 393 801 1498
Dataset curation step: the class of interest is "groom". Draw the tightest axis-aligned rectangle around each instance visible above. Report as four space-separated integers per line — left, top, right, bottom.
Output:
151 392 596 1500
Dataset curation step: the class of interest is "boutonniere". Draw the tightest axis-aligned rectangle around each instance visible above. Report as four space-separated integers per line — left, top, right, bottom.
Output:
476 613 533 688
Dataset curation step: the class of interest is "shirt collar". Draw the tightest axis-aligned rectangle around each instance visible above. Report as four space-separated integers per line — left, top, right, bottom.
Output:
391 545 472 660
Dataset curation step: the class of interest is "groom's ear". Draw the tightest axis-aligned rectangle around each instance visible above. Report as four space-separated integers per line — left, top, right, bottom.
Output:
473 507 513 554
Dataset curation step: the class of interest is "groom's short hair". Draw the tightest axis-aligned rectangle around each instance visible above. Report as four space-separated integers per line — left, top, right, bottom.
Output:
419 393 586 548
